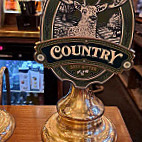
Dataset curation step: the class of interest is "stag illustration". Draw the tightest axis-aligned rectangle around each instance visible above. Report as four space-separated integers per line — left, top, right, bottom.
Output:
61 0 127 38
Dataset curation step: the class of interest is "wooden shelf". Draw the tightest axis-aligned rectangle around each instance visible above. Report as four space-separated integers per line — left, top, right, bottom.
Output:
118 73 128 87
4 10 21 14
134 23 142 48
134 32 142 48
119 72 142 111
133 65 142 77
0 26 40 38
129 88 142 111
136 17 142 24
3 90 44 94
0 26 40 44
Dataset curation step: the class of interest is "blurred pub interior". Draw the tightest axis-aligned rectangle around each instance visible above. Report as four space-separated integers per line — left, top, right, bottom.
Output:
0 0 142 141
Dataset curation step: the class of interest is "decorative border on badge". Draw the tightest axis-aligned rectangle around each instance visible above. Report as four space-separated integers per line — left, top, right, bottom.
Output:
35 37 134 74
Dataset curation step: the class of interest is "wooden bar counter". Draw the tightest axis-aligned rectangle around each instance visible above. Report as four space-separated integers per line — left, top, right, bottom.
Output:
0 106 132 142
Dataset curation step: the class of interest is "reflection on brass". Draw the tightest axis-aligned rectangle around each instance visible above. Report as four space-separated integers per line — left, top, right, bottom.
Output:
0 109 15 141
0 67 15 141
42 85 117 141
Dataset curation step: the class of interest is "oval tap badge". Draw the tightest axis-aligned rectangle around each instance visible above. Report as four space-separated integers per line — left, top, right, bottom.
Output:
35 0 134 89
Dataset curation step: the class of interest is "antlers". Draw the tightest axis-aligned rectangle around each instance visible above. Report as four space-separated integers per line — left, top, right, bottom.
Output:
108 0 127 8
60 0 127 8
60 0 74 4
60 0 101 6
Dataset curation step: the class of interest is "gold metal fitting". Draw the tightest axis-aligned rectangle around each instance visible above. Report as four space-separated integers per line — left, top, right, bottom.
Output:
0 67 15 141
42 85 117 142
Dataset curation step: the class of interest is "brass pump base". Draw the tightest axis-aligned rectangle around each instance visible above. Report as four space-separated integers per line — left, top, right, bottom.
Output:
42 86 117 142
42 113 116 142
0 109 15 141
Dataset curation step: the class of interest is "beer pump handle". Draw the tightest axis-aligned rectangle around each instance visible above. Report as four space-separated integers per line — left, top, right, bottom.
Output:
0 67 11 105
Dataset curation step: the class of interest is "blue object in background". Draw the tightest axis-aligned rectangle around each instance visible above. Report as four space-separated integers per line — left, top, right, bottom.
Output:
0 60 44 105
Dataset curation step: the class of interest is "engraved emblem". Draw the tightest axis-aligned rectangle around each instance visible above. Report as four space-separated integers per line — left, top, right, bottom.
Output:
53 0 123 40
35 0 134 88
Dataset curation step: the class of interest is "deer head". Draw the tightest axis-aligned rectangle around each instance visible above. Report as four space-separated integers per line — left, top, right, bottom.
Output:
73 1 107 24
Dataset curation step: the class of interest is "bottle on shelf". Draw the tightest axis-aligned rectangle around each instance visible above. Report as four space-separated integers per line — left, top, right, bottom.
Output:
30 64 40 91
5 61 13 89
10 0 17 10
19 62 30 92
5 0 17 11
38 93 44 105
35 1 42 13
11 92 15 104
39 65 44 92
26 93 41 105
26 93 34 105
33 93 39 105
12 61 20 90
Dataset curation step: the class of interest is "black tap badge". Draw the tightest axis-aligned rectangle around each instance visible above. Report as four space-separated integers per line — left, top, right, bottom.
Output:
35 0 134 88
